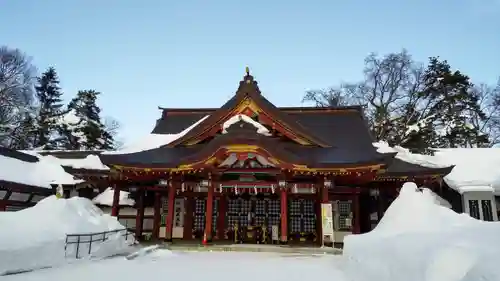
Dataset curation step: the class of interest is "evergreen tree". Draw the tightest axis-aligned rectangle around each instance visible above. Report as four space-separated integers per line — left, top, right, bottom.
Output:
414 57 488 149
63 90 114 150
34 67 65 148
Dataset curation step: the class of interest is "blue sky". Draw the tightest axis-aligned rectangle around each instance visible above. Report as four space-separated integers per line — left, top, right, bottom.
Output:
1 0 499 143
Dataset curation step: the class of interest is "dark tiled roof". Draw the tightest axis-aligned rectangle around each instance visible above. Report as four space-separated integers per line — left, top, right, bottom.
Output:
152 112 210 134
383 158 454 177
101 72 452 177
0 146 39 163
101 118 391 169
99 146 198 168
164 74 331 147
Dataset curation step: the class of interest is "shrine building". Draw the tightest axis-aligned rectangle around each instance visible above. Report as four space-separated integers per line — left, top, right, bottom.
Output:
97 69 454 245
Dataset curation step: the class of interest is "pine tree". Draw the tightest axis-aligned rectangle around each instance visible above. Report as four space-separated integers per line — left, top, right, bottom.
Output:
34 67 65 149
64 90 114 150
414 57 488 149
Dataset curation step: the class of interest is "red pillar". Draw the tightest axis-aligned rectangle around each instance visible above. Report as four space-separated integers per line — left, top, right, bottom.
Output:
165 183 176 241
322 183 329 203
204 182 214 242
152 191 161 240
111 185 120 217
353 189 361 234
317 180 329 245
135 189 145 240
280 187 288 243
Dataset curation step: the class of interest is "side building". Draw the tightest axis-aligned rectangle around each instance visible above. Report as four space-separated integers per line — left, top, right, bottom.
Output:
0 147 81 211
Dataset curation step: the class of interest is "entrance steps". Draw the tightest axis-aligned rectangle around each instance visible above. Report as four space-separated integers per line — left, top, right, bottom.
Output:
160 243 342 255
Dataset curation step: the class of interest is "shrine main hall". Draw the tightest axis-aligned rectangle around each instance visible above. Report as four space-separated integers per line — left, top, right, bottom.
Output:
95 69 453 245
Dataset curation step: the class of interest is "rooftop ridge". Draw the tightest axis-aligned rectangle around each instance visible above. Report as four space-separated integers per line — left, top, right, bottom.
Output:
158 105 363 112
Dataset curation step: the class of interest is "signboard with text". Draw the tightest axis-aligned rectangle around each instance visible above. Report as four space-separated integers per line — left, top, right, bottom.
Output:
321 203 334 243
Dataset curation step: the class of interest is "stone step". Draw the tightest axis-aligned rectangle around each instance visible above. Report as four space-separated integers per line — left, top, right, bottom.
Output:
162 244 342 255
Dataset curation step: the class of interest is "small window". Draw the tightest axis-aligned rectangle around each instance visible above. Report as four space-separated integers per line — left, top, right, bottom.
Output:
468 200 480 219
481 200 494 221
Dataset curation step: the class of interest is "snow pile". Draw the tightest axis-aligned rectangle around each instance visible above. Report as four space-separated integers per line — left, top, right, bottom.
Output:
0 152 82 188
222 114 271 136
0 196 134 275
342 182 500 281
55 154 109 171
104 115 209 155
92 187 135 206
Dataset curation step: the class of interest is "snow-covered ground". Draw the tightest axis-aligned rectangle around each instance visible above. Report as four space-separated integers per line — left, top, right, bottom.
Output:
0 196 134 275
2 182 500 280
0 251 348 281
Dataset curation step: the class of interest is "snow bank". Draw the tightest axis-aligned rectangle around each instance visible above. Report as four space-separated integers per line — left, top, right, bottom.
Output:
92 187 135 206
342 182 500 281
0 152 81 188
0 196 134 275
104 115 209 155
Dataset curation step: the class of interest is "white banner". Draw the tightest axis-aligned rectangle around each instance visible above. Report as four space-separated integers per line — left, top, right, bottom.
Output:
321 203 334 242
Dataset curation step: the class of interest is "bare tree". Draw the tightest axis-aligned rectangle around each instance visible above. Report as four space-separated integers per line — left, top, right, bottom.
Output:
469 79 500 147
0 46 37 147
303 50 426 144
104 116 123 149
302 87 354 107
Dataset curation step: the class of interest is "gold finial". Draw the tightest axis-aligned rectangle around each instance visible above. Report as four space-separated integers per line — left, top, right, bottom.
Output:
245 66 250 76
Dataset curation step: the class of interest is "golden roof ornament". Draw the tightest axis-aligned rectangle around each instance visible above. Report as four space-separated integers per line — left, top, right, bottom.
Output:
245 66 250 76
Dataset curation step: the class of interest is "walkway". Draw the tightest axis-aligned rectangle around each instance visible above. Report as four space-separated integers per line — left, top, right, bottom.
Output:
161 242 342 255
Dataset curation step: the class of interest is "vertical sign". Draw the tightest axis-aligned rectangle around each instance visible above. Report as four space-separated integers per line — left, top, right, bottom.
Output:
321 203 334 244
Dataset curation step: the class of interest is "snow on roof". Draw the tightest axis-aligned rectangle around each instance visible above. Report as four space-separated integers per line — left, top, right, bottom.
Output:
54 155 109 171
92 187 135 206
0 152 83 189
103 115 209 155
374 141 500 194
222 114 271 136
433 148 500 194
373 141 445 168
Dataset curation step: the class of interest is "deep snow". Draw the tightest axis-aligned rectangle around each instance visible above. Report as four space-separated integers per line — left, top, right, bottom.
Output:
342 182 500 281
3 182 500 281
0 196 134 275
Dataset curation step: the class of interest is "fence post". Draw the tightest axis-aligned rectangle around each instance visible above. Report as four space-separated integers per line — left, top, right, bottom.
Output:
64 236 68 258
89 234 93 255
76 235 80 259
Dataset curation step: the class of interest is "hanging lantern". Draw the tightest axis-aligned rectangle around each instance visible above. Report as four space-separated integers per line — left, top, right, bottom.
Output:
218 183 223 193
293 184 298 194
324 180 332 188
254 186 258 194
278 180 286 188
271 184 275 194
181 182 186 192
